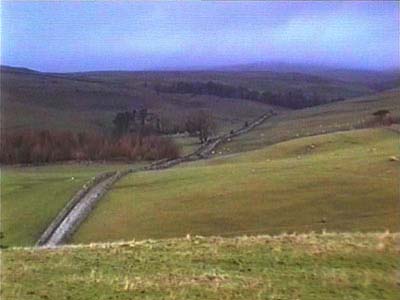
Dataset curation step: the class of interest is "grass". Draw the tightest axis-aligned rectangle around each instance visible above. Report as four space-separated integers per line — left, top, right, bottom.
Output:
72 128 399 244
1 67 273 135
170 135 200 156
2 232 399 299
0 163 136 247
215 88 400 154
1 100 115 133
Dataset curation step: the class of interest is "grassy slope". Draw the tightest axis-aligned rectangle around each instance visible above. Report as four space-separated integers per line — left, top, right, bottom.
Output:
3 66 388 135
2 232 399 300
90 70 375 97
73 128 399 244
1 68 274 135
170 135 200 156
0 163 134 247
215 88 400 155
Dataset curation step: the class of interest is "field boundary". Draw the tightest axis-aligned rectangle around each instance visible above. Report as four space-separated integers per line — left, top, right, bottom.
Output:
42 171 137 246
37 111 275 247
35 171 117 246
146 110 276 170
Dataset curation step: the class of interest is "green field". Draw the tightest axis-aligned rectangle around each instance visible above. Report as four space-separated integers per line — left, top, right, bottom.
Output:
72 128 399 244
170 135 200 156
1 68 399 299
2 232 398 299
216 88 400 155
0 163 134 247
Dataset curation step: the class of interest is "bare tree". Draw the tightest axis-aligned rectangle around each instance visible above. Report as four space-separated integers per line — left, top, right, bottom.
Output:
185 110 216 143
138 106 148 126
113 112 130 137
372 109 390 125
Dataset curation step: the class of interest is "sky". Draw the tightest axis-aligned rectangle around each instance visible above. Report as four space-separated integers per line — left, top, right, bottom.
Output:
1 1 399 72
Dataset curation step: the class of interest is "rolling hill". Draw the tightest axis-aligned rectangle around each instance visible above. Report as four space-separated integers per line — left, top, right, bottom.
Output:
219 61 400 91
215 88 400 154
72 128 399 244
2 65 399 300
0 66 277 134
3 64 396 135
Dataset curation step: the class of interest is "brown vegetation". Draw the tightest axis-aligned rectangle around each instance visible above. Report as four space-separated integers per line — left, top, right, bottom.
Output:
155 80 347 109
185 110 216 143
372 109 394 125
0 130 180 164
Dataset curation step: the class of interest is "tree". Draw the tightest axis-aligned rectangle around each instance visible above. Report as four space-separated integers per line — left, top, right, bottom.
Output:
113 112 130 137
138 106 148 126
156 118 161 132
373 109 390 118
373 109 391 125
131 109 137 124
261 91 274 103
185 110 216 143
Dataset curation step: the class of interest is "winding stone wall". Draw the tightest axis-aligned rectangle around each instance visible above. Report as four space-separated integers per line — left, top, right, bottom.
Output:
38 111 274 247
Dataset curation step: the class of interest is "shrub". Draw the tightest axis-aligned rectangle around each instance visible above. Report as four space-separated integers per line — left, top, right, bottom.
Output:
0 130 180 165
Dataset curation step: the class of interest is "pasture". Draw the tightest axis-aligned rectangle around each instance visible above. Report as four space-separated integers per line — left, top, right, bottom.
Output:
2 232 398 299
216 88 400 154
72 128 399 244
0 163 133 247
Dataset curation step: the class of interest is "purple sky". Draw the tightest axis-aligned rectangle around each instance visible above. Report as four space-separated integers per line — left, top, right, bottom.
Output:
1 1 399 72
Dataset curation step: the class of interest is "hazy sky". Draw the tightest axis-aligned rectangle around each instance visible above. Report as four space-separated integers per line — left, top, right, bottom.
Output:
1 1 399 72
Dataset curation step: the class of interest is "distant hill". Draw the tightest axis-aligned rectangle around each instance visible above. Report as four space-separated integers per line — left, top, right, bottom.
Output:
78 68 386 110
0 65 41 74
1 64 398 133
0 66 274 134
218 61 400 91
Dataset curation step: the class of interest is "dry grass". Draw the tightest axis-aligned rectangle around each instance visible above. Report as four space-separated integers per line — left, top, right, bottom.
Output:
3 232 399 299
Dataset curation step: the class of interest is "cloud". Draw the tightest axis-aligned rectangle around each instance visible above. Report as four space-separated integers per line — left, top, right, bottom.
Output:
1 1 398 71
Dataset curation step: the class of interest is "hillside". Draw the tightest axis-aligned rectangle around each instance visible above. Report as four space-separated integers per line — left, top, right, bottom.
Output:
0 66 276 134
72 128 399 244
215 88 400 154
219 62 400 91
2 2 399 299
83 69 376 95
2 232 398 300
2 65 393 134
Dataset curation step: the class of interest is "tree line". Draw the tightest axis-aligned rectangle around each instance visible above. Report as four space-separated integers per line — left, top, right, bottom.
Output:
154 80 346 109
0 129 180 165
0 104 220 164
113 106 216 144
112 106 156 137
113 106 188 137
